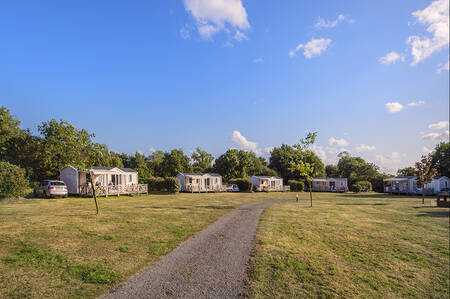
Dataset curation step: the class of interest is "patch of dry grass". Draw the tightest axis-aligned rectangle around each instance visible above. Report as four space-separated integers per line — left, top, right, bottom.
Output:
246 193 449 298
0 192 293 298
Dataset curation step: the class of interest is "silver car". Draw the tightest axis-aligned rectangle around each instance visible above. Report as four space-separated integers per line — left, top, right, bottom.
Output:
34 180 68 198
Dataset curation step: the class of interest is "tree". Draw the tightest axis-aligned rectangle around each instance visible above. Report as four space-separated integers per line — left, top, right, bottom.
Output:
336 156 379 188
0 162 29 198
0 106 26 163
397 167 416 177
161 149 192 177
191 147 214 173
288 132 318 207
415 154 437 204
148 150 165 177
214 149 246 182
122 152 152 183
325 165 339 177
430 142 450 177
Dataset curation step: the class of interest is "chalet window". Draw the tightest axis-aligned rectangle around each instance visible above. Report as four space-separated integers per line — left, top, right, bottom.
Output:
215 178 218 183
189 178 192 183
129 174 132 182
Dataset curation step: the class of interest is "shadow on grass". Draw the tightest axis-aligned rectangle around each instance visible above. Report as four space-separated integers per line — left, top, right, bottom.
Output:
416 210 449 218
197 205 235 210
336 203 388 206
340 193 425 199
135 206 190 210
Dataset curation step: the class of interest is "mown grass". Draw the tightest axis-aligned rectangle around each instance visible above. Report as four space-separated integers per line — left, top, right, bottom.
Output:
0 192 291 298
245 193 449 298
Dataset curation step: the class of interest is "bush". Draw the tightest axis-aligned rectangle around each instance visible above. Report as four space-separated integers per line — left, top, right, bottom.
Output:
148 177 180 192
229 178 253 192
0 162 29 198
354 181 372 192
288 180 304 192
164 177 181 193
351 184 362 193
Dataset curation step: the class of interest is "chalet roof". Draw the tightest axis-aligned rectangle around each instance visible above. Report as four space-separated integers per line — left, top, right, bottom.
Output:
179 173 221 177
251 176 282 179
120 168 138 173
434 176 449 180
92 166 115 171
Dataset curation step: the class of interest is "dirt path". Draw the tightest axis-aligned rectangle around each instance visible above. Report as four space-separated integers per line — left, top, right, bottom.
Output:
103 199 289 298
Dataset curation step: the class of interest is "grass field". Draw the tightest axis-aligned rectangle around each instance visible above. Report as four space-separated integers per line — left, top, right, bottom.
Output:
0 192 292 298
245 193 449 298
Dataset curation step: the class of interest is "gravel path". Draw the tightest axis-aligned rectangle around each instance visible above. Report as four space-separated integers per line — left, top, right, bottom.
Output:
103 199 289 299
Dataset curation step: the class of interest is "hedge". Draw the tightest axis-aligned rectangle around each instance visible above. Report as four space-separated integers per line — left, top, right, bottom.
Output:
354 181 372 192
229 178 253 192
148 177 180 193
0 162 29 198
351 184 363 193
288 180 304 192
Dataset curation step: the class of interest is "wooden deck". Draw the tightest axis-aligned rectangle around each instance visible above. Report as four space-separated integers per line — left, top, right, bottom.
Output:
79 184 148 196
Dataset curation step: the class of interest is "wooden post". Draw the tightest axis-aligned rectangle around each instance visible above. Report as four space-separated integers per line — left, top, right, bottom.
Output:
309 181 313 207
90 171 99 215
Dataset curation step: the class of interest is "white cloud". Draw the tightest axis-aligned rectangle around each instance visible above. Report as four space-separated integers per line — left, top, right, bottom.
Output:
428 121 449 129
407 100 425 107
234 29 248 41
423 146 433 154
183 0 250 40
149 147 157 153
290 38 332 59
263 146 274 155
230 130 262 155
355 144 376 152
407 0 449 66
385 102 404 113
180 24 191 39
315 14 354 29
137 149 144 155
374 152 402 174
328 137 349 147
379 51 405 64
423 130 449 141
253 57 264 63
312 145 327 161
437 60 449 73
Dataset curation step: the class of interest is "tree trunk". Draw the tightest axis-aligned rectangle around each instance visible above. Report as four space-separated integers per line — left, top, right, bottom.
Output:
90 172 99 214
422 190 425 205
309 181 312 207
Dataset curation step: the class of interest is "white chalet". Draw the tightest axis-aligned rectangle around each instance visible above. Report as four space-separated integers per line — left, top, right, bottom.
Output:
177 173 225 192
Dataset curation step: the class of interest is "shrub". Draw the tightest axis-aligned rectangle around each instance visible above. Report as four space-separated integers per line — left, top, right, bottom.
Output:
148 177 180 192
354 181 372 192
288 180 304 192
148 177 165 191
229 178 253 192
164 177 181 193
351 184 362 193
0 162 29 198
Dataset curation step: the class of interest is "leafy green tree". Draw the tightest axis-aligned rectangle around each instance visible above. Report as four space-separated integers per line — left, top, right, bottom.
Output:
0 106 26 163
148 150 165 177
161 149 192 177
430 142 450 177
214 149 245 182
0 162 29 198
288 132 318 206
191 147 214 173
415 154 437 204
325 164 339 177
397 167 416 177
122 152 152 183
336 156 379 188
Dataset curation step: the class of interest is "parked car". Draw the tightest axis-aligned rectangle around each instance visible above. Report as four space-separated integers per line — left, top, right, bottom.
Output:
34 180 68 198
226 184 239 192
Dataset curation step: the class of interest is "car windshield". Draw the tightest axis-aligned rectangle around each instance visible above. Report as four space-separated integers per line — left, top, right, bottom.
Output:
50 182 66 186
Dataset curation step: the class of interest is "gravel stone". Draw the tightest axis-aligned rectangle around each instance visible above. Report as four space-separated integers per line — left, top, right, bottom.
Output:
102 199 290 299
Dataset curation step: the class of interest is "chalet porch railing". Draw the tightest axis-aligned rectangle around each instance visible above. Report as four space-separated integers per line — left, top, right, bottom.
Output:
255 185 290 192
79 184 148 196
185 184 227 193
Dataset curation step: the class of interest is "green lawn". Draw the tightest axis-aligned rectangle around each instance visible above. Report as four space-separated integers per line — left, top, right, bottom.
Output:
245 193 449 298
0 192 292 298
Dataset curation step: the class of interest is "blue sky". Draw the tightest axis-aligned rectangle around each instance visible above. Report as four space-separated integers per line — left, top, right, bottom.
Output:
1 0 449 173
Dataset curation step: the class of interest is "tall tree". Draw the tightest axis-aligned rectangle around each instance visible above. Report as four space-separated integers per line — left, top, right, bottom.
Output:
0 106 25 163
415 154 437 204
161 149 192 177
397 167 416 177
148 150 165 177
430 142 450 177
325 164 339 177
191 147 214 173
288 132 318 206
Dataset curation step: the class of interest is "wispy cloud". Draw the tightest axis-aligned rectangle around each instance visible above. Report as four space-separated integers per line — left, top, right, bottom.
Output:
252 57 264 63
355 144 376 152
379 51 405 65
312 145 327 161
407 101 425 107
437 60 449 73
290 38 332 59
385 102 404 113
182 0 250 40
230 130 273 156
428 121 449 129
328 137 349 147
423 130 449 141
314 14 354 29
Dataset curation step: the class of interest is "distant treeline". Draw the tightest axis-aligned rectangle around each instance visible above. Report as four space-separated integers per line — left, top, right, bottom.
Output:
1 106 448 194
